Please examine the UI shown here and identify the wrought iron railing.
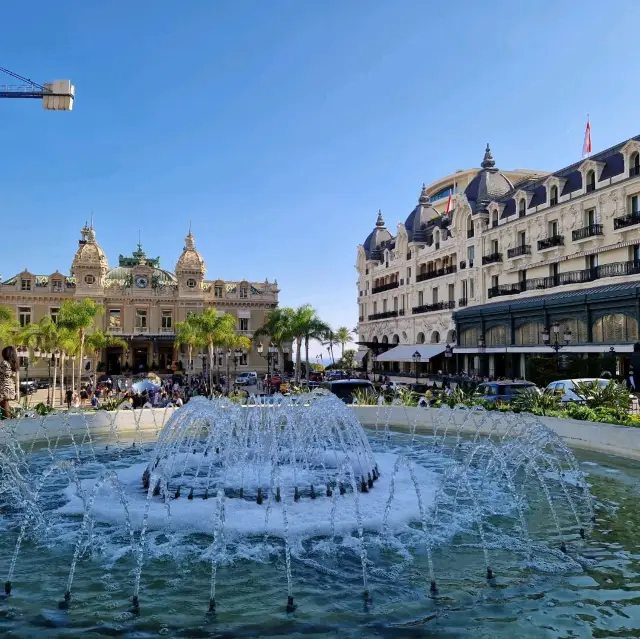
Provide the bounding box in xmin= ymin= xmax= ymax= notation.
xmin=537 ymin=235 xmax=564 ymax=250
xmin=482 ymin=252 xmax=503 ymax=265
xmin=415 ymin=265 xmax=457 ymax=283
xmin=371 ymin=281 xmax=399 ymax=294
xmin=411 ymin=301 xmax=455 ymax=315
xmin=572 ymin=224 xmax=603 ymax=241
xmin=367 ymin=311 xmax=398 ymax=321
xmin=614 ymin=212 xmax=640 ymax=230
xmin=507 ymin=244 xmax=531 ymax=258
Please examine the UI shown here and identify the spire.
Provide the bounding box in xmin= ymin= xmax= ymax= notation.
xmin=419 ymin=183 xmax=429 ymax=205
xmin=375 ymin=209 xmax=385 ymax=228
xmin=481 ymin=143 xmax=496 ymax=170
xmin=185 ymin=228 xmax=195 ymax=250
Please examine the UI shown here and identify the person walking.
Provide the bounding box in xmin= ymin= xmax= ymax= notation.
xmin=0 ymin=346 xmax=18 ymax=419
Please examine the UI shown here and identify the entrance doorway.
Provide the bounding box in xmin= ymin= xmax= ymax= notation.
xmin=106 ymin=348 xmax=122 ymax=375
xmin=133 ymin=347 xmax=149 ymax=373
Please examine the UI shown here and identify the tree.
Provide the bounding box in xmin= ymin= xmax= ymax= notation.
xmin=174 ymin=316 xmax=201 ymax=379
xmin=337 ymin=349 xmax=357 ymax=373
xmin=220 ymin=333 xmax=252 ymax=392
xmin=334 ymin=326 xmax=352 ymax=359
xmin=0 ymin=305 xmax=16 ymax=346
xmin=57 ymin=299 xmax=103 ymax=391
xmin=290 ymin=305 xmax=330 ymax=384
xmin=192 ymin=308 xmax=238 ymax=394
xmin=253 ymin=307 xmax=294 ymax=377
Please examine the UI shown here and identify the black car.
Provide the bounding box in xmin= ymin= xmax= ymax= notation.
xmin=473 ymin=381 xmax=539 ymax=403
xmin=321 ymin=380 xmax=375 ymax=404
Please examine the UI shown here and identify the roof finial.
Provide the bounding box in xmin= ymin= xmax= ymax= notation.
xmin=419 ymin=182 xmax=430 ymax=204
xmin=375 ymin=209 xmax=385 ymax=228
xmin=90 ymin=210 xmax=94 ymax=229
xmin=481 ymin=143 xmax=496 ymax=169
xmin=138 ymin=229 xmax=142 ymax=250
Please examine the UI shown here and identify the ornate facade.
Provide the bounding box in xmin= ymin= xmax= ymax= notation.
xmin=356 ymin=135 xmax=640 ymax=376
xmin=0 ymin=224 xmax=283 ymax=377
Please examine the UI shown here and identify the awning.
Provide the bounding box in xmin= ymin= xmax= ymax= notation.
xmin=377 ymin=344 xmax=445 ymax=362
xmin=454 ymin=344 xmax=633 ymax=354
xmin=354 ymin=350 xmax=369 ymax=363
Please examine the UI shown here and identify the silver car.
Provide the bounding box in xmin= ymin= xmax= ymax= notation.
xmin=544 ymin=378 xmax=612 ymax=404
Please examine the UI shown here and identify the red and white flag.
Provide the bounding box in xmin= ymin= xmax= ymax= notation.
xmin=582 ymin=116 xmax=592 ymax=158
xmin=444 ymin=193 xmax=453 ymax=215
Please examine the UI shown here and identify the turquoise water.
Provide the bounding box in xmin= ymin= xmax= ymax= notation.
xmin=1 ymin=431 xmax=639 ymax=638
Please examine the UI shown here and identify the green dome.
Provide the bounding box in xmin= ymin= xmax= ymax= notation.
xmin=106 ymin=266 xmax=177 ymax=285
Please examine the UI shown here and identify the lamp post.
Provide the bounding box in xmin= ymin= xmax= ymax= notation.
xmin=257 ymin=342 xmax=278 ymax=392
xmin=477 ymin=336 xmax=485 ymax=378
xmin=542 ymin=322 xmax=571 ymax=365
xmin=444 ymin=343 xmax=454 ymax=374
xmin=371 ymin=351 xmax=377 ymax=384
xmin=233 ymin=348 xmax=243 ymax=386
xmin=413 ymin=350 xmax=421 ymax=384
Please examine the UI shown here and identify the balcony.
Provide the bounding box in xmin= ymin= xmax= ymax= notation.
xmin=467 ymin=228 xmax=475 ymax=239
xmin=586 ymin=183 xmax=596 ymax=193
xmin=368 ymin=311 xmax=398 ymax=321
xmin=411 ymin=300 xmax=455 ymax=315
xmin=537 ymin=235 xmax=564 ymax=251
xmin=486 ymin=260 xmax=640 ymax=299
xmin=614 ymin=211 xmax=640 ymax=230
xmin=630 ymin=165 xmax=640 ymax=177
xmin=416 ymin=265 xmax=457 ymax=283
xmin=371 ymin=281 xmax=399 ymax=294
xmin=491 ymin=220 xmax=498 ymax=228
xmin=550 ymin=197 xmax=558 ymax=206
xmin=458 ymin=297 xmax=468 ymax=307
xmin=135 ymin=326 xmax=149 ymax=333
xmin=507 ymin=244 xmax=531 ymax=259
xmin=482 ymin=252 xmax=503 ymax=265
xmin=572 ymin=224 xmax=603 ymax=241
xmin=108 ymin=326 xmax=122 ymax=334
xmin=160 ymin=326 xmax=174 ymax=334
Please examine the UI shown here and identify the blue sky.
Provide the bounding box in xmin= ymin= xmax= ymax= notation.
xmin=2 ymin=0 xmax=640 ymax=359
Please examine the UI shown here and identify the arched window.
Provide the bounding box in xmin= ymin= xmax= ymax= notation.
xmin=515 ymin=321 xmax=545 ymax=345
xmin=392 ymin=334 xmax=400 ymax=344
xmin=557 ymin=318 xmax=588 ymax=343
xmin=485 ymin=325 xmax=508 ymax=346
xmin=416 ymin=332 xmax=425 ymax=344
xmin=592 ymin=314 xmax=638 ymax=343
xmin=372 ymin=336 xmax=379 ymax=344
xmin=459 ymin=327 xmax=478 ymax=347
xmin=631 ymin=152 xmax=640 ymax=177
xmin=466 ymin=216 xmax=474 ymax=238
xmin=431 ymin=331 xmax=440 ymax=344
xmin=446 ymin=329 xmax=456 ymax=344
xmin=382 ymin=335 xmax=389 ymax=344
xmin=586 ymin=170 xmax=596 ymax=192
xmin=434 ymin=230 xmax=440 ymax=249
xmin=550 ymin=185 xmax=558 ymax=205
xmin=491 ymin=211 xmax=498 ymax=227
xmin=518 ymin=199 xmax=526 ymax=218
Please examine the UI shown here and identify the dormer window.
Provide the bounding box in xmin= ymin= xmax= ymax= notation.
xmin=586 ymin=170 xmax=596 ymax=193
xmin=434 ymin=230 xmax=440 ymax=250
xmin=240 ymin=286 xmax=248 ymax=298
xmin=518 ymin=199 xmax=526 ymax=218
xmin=630 ymin=152 xmax=640 ymax=177
xmin=186 ymin=278 xmax=196 ymax=288
xmin=84 ymin=274 xmax=95 ymax=285
xmin=550 ymin=185 xmax=558 ymax=206
xmin=214 ymin=285 xmax=222 ymax=297
xmin=20 ymin=278 xmax=31 ymax=291
xmin=51 ymin=279 xmax=63 ymax=292
xmin=491 ymin=211 xmax=498 ymax=228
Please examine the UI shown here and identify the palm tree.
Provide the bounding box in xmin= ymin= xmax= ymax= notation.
xmin=334 ymin=326 xmax=352 ymax=359
xmin=0 ymin=305 xmax=16 ymax=346
xmin=253 ymin=307 xmax=293 ymax=377
xmin=35 ymin=317 xmax=62 ymax=406
xmin=322 ymin=329 xmax=338 ymax=365
xmin=174 ymin=316 xmax=201 ymax=380
xmin=289 ymin=305 xmax=315 ymax=383
xmin=220 ymin=333 xmax=253 ymax=392
xmin=57 ymin=327 xmax=79 ymax=403
xmin=303 ymin=315 xmax=330 ymax=383
xmin=192 ymin=308 xmax=237 ymax=393
xmin=57 ymin=299 xmax=103 ymax=391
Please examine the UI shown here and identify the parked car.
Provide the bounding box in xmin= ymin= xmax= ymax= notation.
xmin=19 ymin=380 xmax=38 ymax=395
xmin=544 ymin=378 xmax=614 ymax=404
xmin=322 ymin=379 xmax=374 ymax=404
xmin=36 ymin=379 xmax=51 ymax=389
xmin=473 ymin=381 xmax=539 ymax=403
xmin=236 ymin=372 xmax=258 ymax=386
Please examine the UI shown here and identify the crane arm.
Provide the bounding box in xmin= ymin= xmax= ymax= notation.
xmin=0 ymin=67 xmax=74 ymax=110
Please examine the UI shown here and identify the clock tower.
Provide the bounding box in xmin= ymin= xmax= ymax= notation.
xmin=176 ymin=229 xmax=206 ymax=296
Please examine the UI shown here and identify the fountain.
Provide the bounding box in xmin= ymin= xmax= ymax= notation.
xmin=0 ymin=391 xmax=599 ymax=631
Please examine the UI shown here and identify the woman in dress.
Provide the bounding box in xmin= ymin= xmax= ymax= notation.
xmin=0 ymin=345 xmax=18 ymax=419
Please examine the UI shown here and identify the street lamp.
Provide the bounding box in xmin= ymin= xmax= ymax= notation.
xmin=371 ymin=351 xmax=378 ymax=384
xmin=412 ymin=350 xmax=421 ymax=384
xmin=477 ymin=335 xmax=485 ymax=377
xmin=444 ymin=343 xmax=454 ymax=374
xmin=257 ymin=342 xmax=278 ymax=391
xmin=542 ymin=322 xmax=571 ymax=363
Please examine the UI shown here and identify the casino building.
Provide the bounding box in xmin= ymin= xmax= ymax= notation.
xmin=0 ymin=224 xmax=283 ymax=377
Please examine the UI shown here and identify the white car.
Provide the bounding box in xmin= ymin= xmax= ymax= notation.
xmin=235 ymin=372 xmax=258 ymax=386
xmin=544 ymin=378 xmax=613 ymax=404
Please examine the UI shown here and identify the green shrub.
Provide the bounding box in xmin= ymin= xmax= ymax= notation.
xmin=352 ymin=388 xmax=379 ymax=405
xmin=574 ymin=380 xmax=630 ymax=412
xmin=511 ymin=389 xmax=560 ymax=415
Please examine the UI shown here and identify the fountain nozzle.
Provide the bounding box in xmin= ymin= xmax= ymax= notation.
xmin=560 ymin=542 xmax=567 ymax=554
xmin=286 ymin=595 xmax=296 ymax=612
xmin=364 ymin=589 xmax=372 ymax=605
xmin=294 ymin=487 xmax=300 ymax=502
xmin=4 ymin=581 xmax=11 ymax=596
xmin=326 ymin=484 xmax=332 ymax=497
xmin=430 ymin=580 xmax=438 ymax=595
xmin=339 ymin=483 xmax=346 ymax=495
xmin=203 ymin=488 xmax=209 ymax=499
xmin=131 ymin=595 xmax=140 ymax=615
xmin=58 ymin=590 xmax=71 ymax=609
xmin=360 ymin=477 xmax=368 ymax=493
xmin=174 ymin=486 xmax=181 ymax=499
xmin=579 ymin=527 xmax=585 ymax=539
xmin=208 ymin=597 xmax=216 ymax=614
xmin=188 ymin=487 xmax=194 ymax=500
xmin=276 ymin=487 xmax=281 ymax=502
xmin=310 ymin=485 xmax=316 ymax=499
xmin=153 ymin=480 xmax=161 ymax=497
xmin=257 ymin=487 xmax=263 ymax=505
xmin=486 ymin=567 xmax=494 ymax=580
xmin=142 ymin=469 xmax=150 ymax=490
xmin=367 ymin=473 xmax=373 ymax=489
